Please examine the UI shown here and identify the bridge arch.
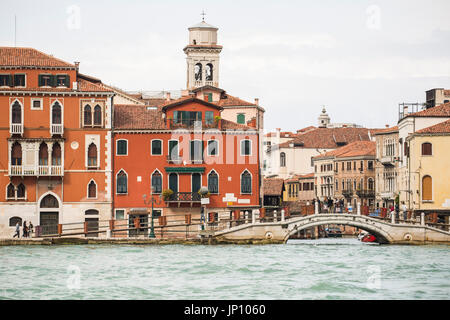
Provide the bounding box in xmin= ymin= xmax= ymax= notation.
xmin=284 ymin=216 xmax=395 ymax=244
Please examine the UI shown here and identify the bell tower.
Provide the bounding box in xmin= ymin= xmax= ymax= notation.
xmin=184 ymin=14 xmax=222 ymax=90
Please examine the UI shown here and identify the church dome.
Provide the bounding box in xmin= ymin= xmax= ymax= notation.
xmin=189 ymin=21 xmax=218 ymax=30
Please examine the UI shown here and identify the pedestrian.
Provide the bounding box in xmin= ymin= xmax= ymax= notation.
xmin=401 ymin=202 xmax=407 ymax=221
xmin=13 ymin=222 xmax=20 ymax=238
xmin=28 ymin=221 xmax=34 ymax=237
xmin=23 ymin=220 xmax=28 ymax=238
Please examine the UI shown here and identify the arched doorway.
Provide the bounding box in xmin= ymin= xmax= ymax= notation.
xmin=39 ymin=193 xmax=60 ymax=236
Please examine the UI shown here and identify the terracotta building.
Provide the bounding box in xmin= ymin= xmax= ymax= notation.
xmin=113 ymin=96 xmax=261 ymax=236
xmin=0 ymin=47 xmax=114 ymax=237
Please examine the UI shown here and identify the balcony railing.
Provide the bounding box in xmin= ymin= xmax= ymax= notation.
xmin=165 ymin=192 xmax=201 ymax=202
xmin=356 ymin=189 xmax=375 ymax=198
xmin=380 ymin=191 xmax=395 ymax=199
xmin=51 ymin=124 xmax=63 ymax=135
xmin=166 ymin=155 xmax=182 ymax=164
xmin=380 ymin=156 xmax=395 ymax=166
xmin=10 ymin=165 xmax=63 ymax=176
xmin=167 ymin=119 xmax=221 ymax=130
xmin=342 ymin=189 xmax=353 ymax=198
xmin=10 ymin=123 xmax=23 ymax=135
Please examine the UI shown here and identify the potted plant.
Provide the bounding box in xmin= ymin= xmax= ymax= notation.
xmin=162 ymin=189 xmax=173 ymax=201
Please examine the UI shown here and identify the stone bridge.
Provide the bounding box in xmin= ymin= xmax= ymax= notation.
xmin=212 ymin=213 xmax=450 ymax=245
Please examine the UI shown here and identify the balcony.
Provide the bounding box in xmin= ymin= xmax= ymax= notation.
xmin=9 ymin=165 xmax=63 ymax=176
xmin=165 ymin=192 xmax=201 ymax=206
xmin=380 ymin=156 xmax=395 ymax=166
xmin=167 ymin=119 xmax=221 ymax=130
xmin=380 ymin=191 xmax=395 ymax=199
xmin=342 ymin=189 xmax=353 ymax=198
xmin=51 ymin=124 xmax=63 ymax=135
xmin=356 ymin=189 xmax=375 ymax=198
xmin=10 ymin=123 xmax=23 ymax=136
xmin=166 ymin=155 xmax=182 ymax=164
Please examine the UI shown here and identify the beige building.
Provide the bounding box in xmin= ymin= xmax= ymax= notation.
xmin=405 ymin=119 xmax=450 ymax=224
xmin=398 ymin=102 xmax=450 ymax=208
xmin=313 ymin=141 xmax=376 ymax=210
xmin=374 ymin=126 xmax=400 ymax=209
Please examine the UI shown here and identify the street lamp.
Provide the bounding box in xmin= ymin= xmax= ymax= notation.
xmin=143 ymin=187 xmax=161 ymax=239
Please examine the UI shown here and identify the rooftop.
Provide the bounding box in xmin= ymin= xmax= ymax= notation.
xmin=263 ymin=178 xmax=285 ymax=196
xmin=0 ymin=47 xmax=75 ymax=68
xmin=414 ymin=119 xmax=450 ymax=134
xmin=313 ymin=141 xmax=376 ymax=160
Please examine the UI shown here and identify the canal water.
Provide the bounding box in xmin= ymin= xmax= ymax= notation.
xmin=0 ymin=238 xmax=449 ymax=300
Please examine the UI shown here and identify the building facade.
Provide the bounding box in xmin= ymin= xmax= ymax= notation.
xmin=113 ymin=97 xmax=261 ymax=236
xmin=374 ymin=126 xmax=400 ymax=209
xmin=0 ymin=47 xmax=114 ymax=237
xmin=405 ymin=120 xmax=450 ymax=224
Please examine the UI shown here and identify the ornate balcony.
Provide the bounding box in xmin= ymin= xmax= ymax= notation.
xmin=342 ymin=189 xmax=353 ymax=198
xmin=10 ymin=123 xmax=23 ymax=136
xmin=51 ymin=124 xmax=63 ymax=135
xmin=165 ymin=192 xmax=201 ymax=206
xmin=356 ymin=189 xmax=375 ymax=198
xmin=10 ymin=165 xmax=63 ymax=177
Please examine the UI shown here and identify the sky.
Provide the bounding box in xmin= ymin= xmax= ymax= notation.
xmin=1 ymin=0 xmax=450 ymax=132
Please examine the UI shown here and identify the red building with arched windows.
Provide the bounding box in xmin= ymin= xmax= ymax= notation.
xmin=0 ymin=47 xmax=114 ymax=237
xmin=113 ymin=95 xmax=261 ymax=236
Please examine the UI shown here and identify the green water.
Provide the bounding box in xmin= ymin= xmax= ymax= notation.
xmin=0 ymin=238 xmax=449 ymax=300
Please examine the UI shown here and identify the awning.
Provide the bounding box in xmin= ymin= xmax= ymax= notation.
xmin=165 ymin=167 xmax=205 ymax=173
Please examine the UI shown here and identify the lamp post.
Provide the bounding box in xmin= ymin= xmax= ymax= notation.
xmin=143 ymin=187 xmax=161 ymax=239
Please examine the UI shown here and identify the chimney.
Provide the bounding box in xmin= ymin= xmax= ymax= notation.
xmin=403 ymin=105 xmax=409 ymax=117
xmin=74 ymin=61 xmax=80 ymax=71
xmin=254 ymin=98 xmax=259 ymax=105
xmin=166 ymin=92 xmax=171 ymax=101
xmin=385 ymin=124 xmax=389 ymax=128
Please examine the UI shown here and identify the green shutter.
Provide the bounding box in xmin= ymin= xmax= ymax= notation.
xmin=38 ymin=75 xmax=43 ymax=87
xmin=237 ymin=114 xmax=245 ymax=124
xmin=64 ymin=75 xmax=70 ymax=87
xmin=50 ymin=75 xmax=57 ymax=87
xmin=7 ymin=74 xmax=13 ymax=86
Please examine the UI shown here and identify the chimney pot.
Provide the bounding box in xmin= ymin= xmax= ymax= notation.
xmin=385 ymin=124 xmax=389 ymax=128
xmin=255 ymin=98 xmax=259 ymax=105
xmin=166 ymin=92 xmax=171 ymax=101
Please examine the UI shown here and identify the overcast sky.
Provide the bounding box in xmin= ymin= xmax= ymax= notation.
xmin=1 ymin=0 xmax=450 ymax=132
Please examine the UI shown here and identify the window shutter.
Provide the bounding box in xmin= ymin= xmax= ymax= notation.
xmin=64 ymin=75 xmax=70 ymax=87
xmin=50 ymin=75 xmax=57 ymax=87
xmin=38 ymin=75 xmax=43 ymax=87
xmin=7 ymin=74 xmax=13 ymax=86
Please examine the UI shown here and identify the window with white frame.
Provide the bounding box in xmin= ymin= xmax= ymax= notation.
xmin=207 ymin=140 xmax=218 ymax=156
xmin=117 ymin=140 xmax=128 ymax=155
xmin=241 ymin=139 xmax=251 ymax=156
xmin=151 ymin=140 xmax=162 ymax=155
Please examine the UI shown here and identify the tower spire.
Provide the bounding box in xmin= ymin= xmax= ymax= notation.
xmin=201 ymin=10 xmax=206 ymax=22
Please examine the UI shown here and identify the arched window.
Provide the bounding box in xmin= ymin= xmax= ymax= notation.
xmin=7 ymin=183 xmax=15 ymax=199
xmin=151 ymin=171 xmax=162 ymax=194
xmin=421 ymin=142 xmax=432 ymax=156
xmin=87 ymin=143 xmax=97 ymax=168
xmin=422 ymin=175 xmax=432 ymax=201
xmin=17 ymin=183 xmax=25 ymax=199
xmin=9 ymin=216 xmax=22 ymax=227
xmin=241 ymin=170 xmax=252 ymax=194
xmin=11 ymin=142 xmax=22 ymax=165
xmin=52 ymin=102 xmax=62 ymax=124
xmin=194 ymin=63 xmax=202 ymax=81
xmin=208 ymin=170 xmax=219 ymax=194
xmin=116 ymin=170 xmax=127 ymax=194
xmin=11 ymin=101 xmax=21 ymax=124
xmin=84 ymin=105 xmax=92 ymax=126
xmin=88 ymin=180 xmax=97 ymax=198
xmin=93 ymin=105 xmax=102 ymax=126
xmin=39 ymin=142 xmax=48 ymax=165
xmin=206 ymin=63 xmax=213 ymax=81
xmin=52 ymin=143 xmax=62 ymax=166
xmin=40 ymin=194 xmax=59 ymax=208
xmin=280 ymin=152 xmax=286 ymax=167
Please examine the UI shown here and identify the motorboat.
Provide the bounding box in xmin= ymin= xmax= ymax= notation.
xmin=358 ymin=231 xmax=377 ymax=242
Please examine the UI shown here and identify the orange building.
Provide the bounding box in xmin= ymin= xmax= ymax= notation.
xmin=113 ymin=95 xmax=261 ymax=236
xmin=0 ymin=47 xmax=114 ymax=237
